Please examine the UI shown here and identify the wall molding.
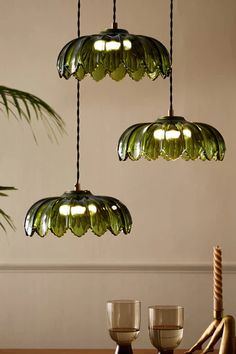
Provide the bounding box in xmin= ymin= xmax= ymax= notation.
xmin=0 ymin=262 xmax=236 ymax=273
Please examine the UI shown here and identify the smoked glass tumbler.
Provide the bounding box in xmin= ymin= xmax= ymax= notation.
xmin=107 ymin=300 xmax=141 ymax=354
xmin=148 ymin=305 xmax=184 ymax=354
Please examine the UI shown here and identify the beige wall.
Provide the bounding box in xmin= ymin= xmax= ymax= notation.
xmin=0 ymin=0 xmax=236 ymax=349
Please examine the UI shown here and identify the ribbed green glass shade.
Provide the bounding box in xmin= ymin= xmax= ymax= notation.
xmin=57 ymin=28 xmax=171 ymax=81
xmin=24 ymin=190 xmax=132 ymax=237
xmin=118 ymin=116 xmax=225 ymax=161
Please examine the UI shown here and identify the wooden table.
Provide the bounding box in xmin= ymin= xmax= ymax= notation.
xmin=0 ymin=350 xmax=218 ymax=354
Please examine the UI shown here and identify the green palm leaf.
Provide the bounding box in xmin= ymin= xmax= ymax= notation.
xmin=0 ymin=186 xmax=17 ymax=231
xmin=0 ymin=86 xmax=66 ymax=232
xmin=0 ymin=85 xmax=65 ymax=142
xmin=0 ymin=209 xmax=15 ymax=232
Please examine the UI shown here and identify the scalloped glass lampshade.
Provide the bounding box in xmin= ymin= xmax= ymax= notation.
xmin=24 ymin=190 xmax=132 ymax=237
xmin=118 ymin=116 xmax=225 ymax=161
xmin=57 ymin=28 xmax=171 ymax=81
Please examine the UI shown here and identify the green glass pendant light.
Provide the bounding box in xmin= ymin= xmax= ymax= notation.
xmin=24 ymin=189 xmax=132 ymax=237
xmin=118 ymin=0 xmax=226 ymax=161
xmin=24 ymin=0 xmax=132 ymax=238
xmin=57 ymin=0 xmax=171 ymax=82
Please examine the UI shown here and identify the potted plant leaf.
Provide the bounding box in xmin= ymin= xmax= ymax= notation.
xmin=0 ymin=85 xmax=65 ymax=231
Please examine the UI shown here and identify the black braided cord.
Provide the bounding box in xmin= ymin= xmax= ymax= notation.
xmin=113 ymin=0 xmax=117 ymax=28
xmin=169 ymin=0 xmax=174 ymax=116
xmin=76 ymin=0 xmax=81 ymax=190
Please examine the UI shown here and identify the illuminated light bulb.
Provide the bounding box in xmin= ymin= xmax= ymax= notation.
xmin=88 ymin=204 xmax=97 ymax=214
xmin=154 ymin=129 xmax=165 ymax=140
xmin=123 ymin=39 xmax=132 ymax=50
xmin=111 ymin=205 xmax=118 ymax=211
xmin=166 ymin=130 xmax=181 ymax=139
xmin=94 ymin=40 xmax=106 ymax=51
xmin=106 ymin=41 xmax=121 ymax=51
xmin=183 ymin=128 xmax=192 ymax=138
xmin=59 ymin=205 xmax=70 ymax=216
xmin=71 ymin=205 xmax=86 ymax=216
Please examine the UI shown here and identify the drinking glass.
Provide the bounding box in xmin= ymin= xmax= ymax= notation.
xmin=148 ymin=305 xmax=184 ymax=354
xmin=107 ymin=299 xmax=141 ymax=354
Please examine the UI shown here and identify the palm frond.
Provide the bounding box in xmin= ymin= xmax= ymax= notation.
xmin=0 ymin=186 xmax=17 ymax=231
xmin=0 ymin=85 xmax=66 ymax=142
xmin=0 ymin=209 xmax=15 ymax=232
xmin=0 ymin=185 xmax=17 ymax=197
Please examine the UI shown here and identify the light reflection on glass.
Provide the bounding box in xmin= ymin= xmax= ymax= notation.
xmin=59 ymin=205 xmax=70 ymax=216
xmin=94 ymin=40 xmax=132 ymax=52
xmin=106 ymin=41 xmax=121 ymax=51
xmin=123 ymin=39 xmax=132 ymax=50
xmin=183 ymin=128 xmax=192 ymax=138
xmin=154 ymin=128 xmax=191 ymax=140
xmin=71 ymin=205 xmax=86 ymax=216
xmin=166 ymin=130 xmax=181 ymax=139
xmin=94 ymin=40 xmax=106 ymax=51
xmin=88 ymin=204 xmax=97 ymax=214
xmin=154 ymin=129 xmax=165 ymax=140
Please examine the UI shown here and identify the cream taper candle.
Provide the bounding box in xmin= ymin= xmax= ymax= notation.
xmin=213 ymin=246 xmax=223 ymax=316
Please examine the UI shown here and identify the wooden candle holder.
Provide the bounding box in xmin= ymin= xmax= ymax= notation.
xmin=186 ymin=247 xmax=236 ymax=354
